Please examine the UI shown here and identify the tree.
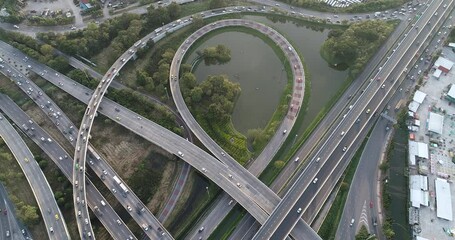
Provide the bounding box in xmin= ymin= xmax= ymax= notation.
xmin=18 ymin=205 xmax=39 ymax=225
xmin=190 ymin=87 xmax=203 ymax=102
xmin=355 ymin=225 xmax=370 ymax=240
xmin=167 ymin=2 xmax=181 ymax=20
xmin=40 ymin=44 xmax=54 ymax=57
xmin=209 ymin=0 xmax=226 ymax=9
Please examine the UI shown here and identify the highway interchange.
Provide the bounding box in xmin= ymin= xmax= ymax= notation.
xmin=0 ymin=0 xmax=451 ymax=239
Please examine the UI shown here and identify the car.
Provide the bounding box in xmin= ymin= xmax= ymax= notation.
xmin=313 ymin=178 xmax=318 ymax=184
xmin=178 ymin=151 xmax=184 ymax=157
xmin=350 ymin=218 xmax=355 ymax=227
xmin=116 ymin=219 xmax=122 ymax=225
xmin=342 ymin=146 xmax=347 ymax=152
xmin=13 ymin=25 xmax=19 ymax=29
xmin=55 ymin=214 xmax=59 ymax=220
xmin=24 ymin=157 xmax=29 ymax=162
xmin=381 ymin=84 xmax=385 ymax=89
xmin=366 ymin=109 xmax=371 ymax=114
xmin=283 ymin=129 xmax=287 ymax=134
xmin=294 ymin=157 xmax=300 ymax=162
xmin=202 ymin=167 xmax=207 ymax=173
xmin=370 ymin=200 xmax=373 ymax=208
xmin=85 ymin=218 xmax=89 ymax=225
xmin=316 ymin=157 xmax=320 ymax=163
xmin=112 ymin=188 xmax=117 ymax=193
xmin=49 ymin=227 xmax=54 ymax=233
xmin=373 ymin=216 xmax=378 ymax=226
xmin=6 ymin=230 xmax=10 ymax=237
xmin=78 ymin=211 xmax=81 ymax=217
xmin=127 ymin=205 xmax=132 ymax=212
xmin=340 ymin=131 xmax=345 ymax=136
xmin=297 ymin=208 xmax=302 ymax=213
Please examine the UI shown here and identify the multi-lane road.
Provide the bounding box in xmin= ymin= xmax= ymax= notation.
xmin=253 ymin=0 xmax=452 ymax=239
xmin=336 ymin=2 xmax=455 ymax=240
xmin=0 ymin=94 xmax=138 ymax=239
xmin=0 ymin=113 xmax=69 ymax=240
xmin=0 ymin=1 xmax=432 ymax=239
xmin=0 ymin=52 xmax=174 ymax=239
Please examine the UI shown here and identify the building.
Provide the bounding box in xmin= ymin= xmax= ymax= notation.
xmin=428 ymin=112 xmax=444 ymax=135
xmin=80 ymin=0 xmax=94 ymax=10
xmin=408 ymin=141 xmax=429 ymax=165
xmin=446 ymin=84 xmax=455 ymax=103
xmin=433 ymin=57 xmax=454 ymax=73
xmin=409 ymin=90 xmax=427 ymax=112
xmin=435 ymin=178 xmax=453 ymax=221
xmin=432 ymin=68 xmax=442 ymax=79
xmin=410 ymin=175 xmax=429 ymax=208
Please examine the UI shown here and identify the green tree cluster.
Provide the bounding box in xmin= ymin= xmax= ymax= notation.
xmin=382 ymin=218 xmax=395 ymax=239
xmin=147 ymin=48 xmax=175 ymax=97
xmin=183 ymin=74 xmax=240 ymax=122
xmin=198 ymin=44 xmax=231 ymax=65
xmin=145 ymin=2 xmax=181 ymax=32
xmin=37 ymin=13 xmax=141 ymax=58
xmin=9 ymin=195 xmax=40 ymax=225
xmin=67 ymin=69 xmax=99 ymax=89
xmin=321 ymin=20 xmax=395 ymax=77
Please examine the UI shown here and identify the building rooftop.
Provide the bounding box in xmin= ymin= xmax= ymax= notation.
xmin=435 ymin=178 xmax=453 ymax=221
xmin=428 ymin=112 xmax=444 ymax=135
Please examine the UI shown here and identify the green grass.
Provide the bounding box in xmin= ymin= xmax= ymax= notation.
xmin=173 ymin=181 xmax=220 ymax=239
xmin=318 ymin=132 xmax=370 ymax=240
xmin=208 ymin=205 xmax=246 ymax=240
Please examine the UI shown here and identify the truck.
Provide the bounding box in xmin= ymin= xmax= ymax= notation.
xmin=113 ymin=175 xmax=121 ymax=185
xmin=134 ymin=40 xmax=142 ymax=48
xmin=154 ymin=27 xmax=162 ymax=33
xmin=374 ymin=12 xmax=381 ymax=17
xmin=119 ymin=183 xmax=129 ymax=193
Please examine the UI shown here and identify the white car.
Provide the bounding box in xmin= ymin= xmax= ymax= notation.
xmin=313 ymin=178 xmax=318 ymax=184
xmin=297 ymin=208 xmax=302 ymax=213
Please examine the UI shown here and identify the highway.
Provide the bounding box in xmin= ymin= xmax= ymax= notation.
xmin=0 ymin=55 xmax=174 ymax=239
xmin=169 ymin=19 xmax=319 ymax=240
xmin=0 ymin=94 xmax=137 ymax=239
xmin=336 ymin=5 xmax=455 ymax=239
xmin=0 ymin=37 xmax=286 ymax=229
xmin=0 ymin=113 xmax=70 ymax=240
xmin=253 ymin=0 xmax=452 ymax=239
xmin=0 ymin=2 xmax=420 ymax=240
xmin=0 ymin=182 xmax=28 ymax=240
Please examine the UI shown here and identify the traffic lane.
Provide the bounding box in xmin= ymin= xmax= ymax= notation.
xmin=171 ymin=19 xmax=299 ymax=204
xmin=264 ymin=0 xmax=446 ymax=237
xmin=335 ymin=121 xmax=389 ymax=240
xmin=300 ymin=3 xmax=448 ymax=232
xmin=0 ymin=97 xmax=134 ymax=240
xmin=110 ymin=103 xmax=277 ymax=218
xmin=0 ymin=114 xmax=68 ymax=239
xmin=231 ymin=13 xmax=411 ymax=240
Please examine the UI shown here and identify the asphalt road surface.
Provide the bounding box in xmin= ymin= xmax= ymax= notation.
xmin=253 ymin=0 xmax=451 ymax=239
xmin=0 ymin=94 xmax=137 ymax=240
xmin=0 ymin=113 xmax=69 ymax=240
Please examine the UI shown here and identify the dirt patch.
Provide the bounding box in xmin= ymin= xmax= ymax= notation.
xmin=147 ymin=160 xmax=177 ymax=214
